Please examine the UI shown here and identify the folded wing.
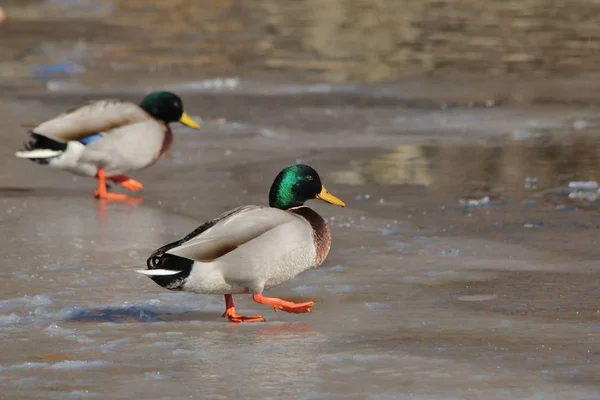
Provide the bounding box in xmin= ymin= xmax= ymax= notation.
xmin=33 ymin=99 xmax=151 ymax=142
xmin=166 ymin=205 xmax=300 ymax=262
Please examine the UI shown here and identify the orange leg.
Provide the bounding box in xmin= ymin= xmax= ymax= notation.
xmin=252 ymin=293 xmax=314 ymax=314
xmin=109 ymin=175 xmax=144 ymax=192
xmin=222 ymin=294 xmax=265 ymax=323
xmin=94 ymin=169 xmax=129 ymax=201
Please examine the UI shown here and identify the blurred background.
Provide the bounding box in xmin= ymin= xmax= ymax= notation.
xmin=3 ymin=0 xmax=600 ymax=200
xmin=3 ymin=0 xmax=600 ymax=93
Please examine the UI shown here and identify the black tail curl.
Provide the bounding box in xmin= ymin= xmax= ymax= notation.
xmin=21 ymin=132 xmax=67 ymax=165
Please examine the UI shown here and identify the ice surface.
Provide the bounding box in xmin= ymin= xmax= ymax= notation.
xmin=50 ymin=360 xmax=114 ymax=370
xmin=0 ymin=362 xmax=48 ymax=371
xmin=2 ymin=75 xmax=600 ymax=399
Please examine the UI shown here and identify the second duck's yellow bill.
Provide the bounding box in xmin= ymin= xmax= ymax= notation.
xmin=180 ymin=112 xmax=201 ymax=129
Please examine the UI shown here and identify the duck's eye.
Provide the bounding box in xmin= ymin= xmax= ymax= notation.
xmin=307 ymin=175 xmax=314 ymax=181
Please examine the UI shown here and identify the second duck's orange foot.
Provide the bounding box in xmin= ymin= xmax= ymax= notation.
xmin=109 ymin=176 xmax=144 ymax=192
xmin=252 ymin=294 xmax=315 ymax=314
xmin=93 ymin=190 xmax=130 ymax=201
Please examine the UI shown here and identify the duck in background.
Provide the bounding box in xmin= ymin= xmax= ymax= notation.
xmin=15 ymin=91 xmax=201 ymax=200
xmin=136 ymin=164 xmax=346 ymax=323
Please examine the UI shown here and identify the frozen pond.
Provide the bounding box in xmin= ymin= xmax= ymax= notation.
xmin=1 ymin=85 xmax=600 ymax=399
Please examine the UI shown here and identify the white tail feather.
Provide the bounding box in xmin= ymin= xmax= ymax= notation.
xmin=15 ymin=149 xmax=63 ymax=159
xmin=135 ymin=269 xmax=182 ymax=276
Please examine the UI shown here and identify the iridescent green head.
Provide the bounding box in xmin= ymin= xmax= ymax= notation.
xmin=139 ymin=91 xmax=201 ymax=129
xmin=268 ymin=164 xmax=345 ymax=210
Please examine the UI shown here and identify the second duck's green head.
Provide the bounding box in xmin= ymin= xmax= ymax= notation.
xmin=140 ymin=91 xmax=201 ymax=129
xmin=269 ymin=164 xmax=346 ymax=210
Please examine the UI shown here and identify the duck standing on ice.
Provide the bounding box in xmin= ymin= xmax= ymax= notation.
xmin=15 ymin=91 xmax=201 ymax=200
xmin=137 ymin=164 xmax=346 ymax=323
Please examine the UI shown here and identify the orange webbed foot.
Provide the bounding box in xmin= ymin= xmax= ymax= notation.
xmin=94 ymin=191 xmax=130 ymax=201
xmin=252 ymin=294 xmax=315 ymax=314
xmin=223 ymin=294 xmax=265 ymax=323
xmin=223 ymin=309 xmax=265 ymax=323
xmin=95 ymin=169 xmax=140 ymax=201
xmin=109 ymin=176 xmax=144 ymax=192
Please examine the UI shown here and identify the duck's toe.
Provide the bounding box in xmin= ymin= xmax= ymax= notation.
xmin=252 ymin=294 xmax=315 ymax=314
xmin=109 ymin=176 xmax=144 ymax=192
xmin=94 ymin=191 xmax=141 ymax=204
xmin=224 ymin=309 xmax=266 ymax=323
xmin=274 ymin=301 xmax=314 ymax=314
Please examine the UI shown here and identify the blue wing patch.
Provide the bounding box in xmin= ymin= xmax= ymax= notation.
xmin=79 ymin=133 xmax=103 ymax=145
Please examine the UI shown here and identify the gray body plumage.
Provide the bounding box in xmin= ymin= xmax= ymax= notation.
xmin=15 ymin=99 xmax=171 ymax=177
xmin=137 ymin=205 xmax=328 ymax=295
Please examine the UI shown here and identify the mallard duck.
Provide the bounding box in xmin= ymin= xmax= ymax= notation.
xmin=15 ymin=91 xmax=201 ymax=200
xmin=136 ymin=164 xmax=346 ymax=323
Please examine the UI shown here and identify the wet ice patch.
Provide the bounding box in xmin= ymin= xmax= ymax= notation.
xmin=46 ymin=265 xmax=86 ymax=272
xmin=440 ymin=249 xmax=460 ymax=256
xmin=364 ymin=302 xmax=389 ymax=310
xmin=99 ymin=343 xmax=117 ymax=352
xmin=148 ymin=341 xmax=178 ymax=348
xmin=258 ymin=128 xmax=287 ymax=139
xmin=460 ymin=196 xmax=490 ymax=207
xmin=50 ymin=360 xmax=113 ymax=370
xmin=99 ymin=337 xmax=132 ymax=352
xmin=145 ymin=372 xmax=165 ymax=380
xmin=298 ymin=391 xmax=331 ymax=400
xmin=67 ymin=391 xmax=102 ymax=399
xmin=143 ymin=331 xmax=183 ymax=338
xmin=18 ymin=376 xmax=40 ymax=386
xmin=172 ymin=349 xmax=195 ymax=357
xmin=525 ymin=177 xmax=539 ymax=189
xmin=381 ymin=226 xmax=403 ymax=237
xmin=38 ymin=306 xmax=84 ymax=321
xmin=524 ymin=220 xmax=544 ymax=228
xmin=492 ymin=320 xmax=514 ymax=329
xmin=321 ymin=352 xmax=396 ymax=363
xmin=165 ymin=77 xmax=240 ymax=92
xmin=573 ymin=119 xmax=590 ymax=130
xmin=332 ymin=366 xmax=365 ymax=375
xmin=291 ymin=285 xmax=321 ymax=295
xmin=352 ymin=354 xmax=396 ymax=362
xmin=457 ymin=294 xmax=496 ymax=301
xmin=326 ymin=285 xmax=353 ymax=294
xmin=568 ymin=181 xmax=599 ymax=201
xmin=0 ymin=362 xmax=49 ymax=371
xmin=0 ymin=294 xmax=52 ymax=311
xmin=555 ymin=205 xmax=577 ymax=212
xmin=511 ymin=128 xmax=540 ymax=140
xmin=313 ymin=265 xmax=346 ymax=276
xmin=43 ymin=323 xmax=96 ymax=344
xmin=161 ymin=331 xmax=184 ymax=337
xmin=216 ymin=122 xmax=251 ymax=134
xmin=387 ymin=240 xmax=410 ymax=250
xmin=0 ymin=313 xmax=21 ymax=325
xmin=44 ymin=323 xmax=77 ymax=336
xmin=66 ymin=305 xmax=161 ymax=323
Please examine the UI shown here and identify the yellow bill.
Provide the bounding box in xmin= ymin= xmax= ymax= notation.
xmin=316 ymin=185 xmax=345 ymax=207
xmin=179 ymin=112 xmax=201 ymax=129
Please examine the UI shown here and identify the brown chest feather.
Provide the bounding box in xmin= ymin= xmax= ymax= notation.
xmin=289 ymin=207 xmax=331 ymax=265
xmin=149 ymin=125 xmax=173 ymax=166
